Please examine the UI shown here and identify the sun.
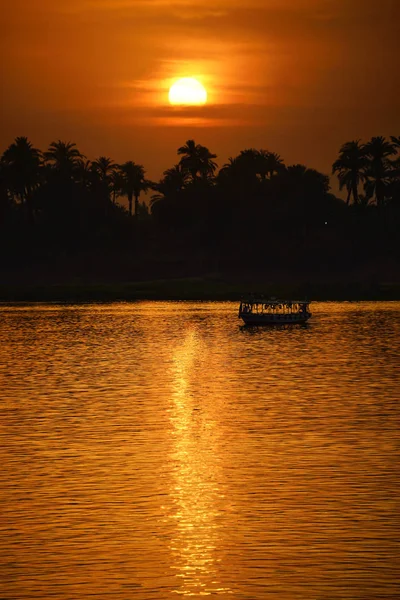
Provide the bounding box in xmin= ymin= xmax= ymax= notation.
xmin=168 ymin=78 xmax=207 ymax=106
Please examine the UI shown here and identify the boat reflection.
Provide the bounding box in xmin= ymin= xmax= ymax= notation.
xmin=240 ymin=322 xmax=310 ymax=333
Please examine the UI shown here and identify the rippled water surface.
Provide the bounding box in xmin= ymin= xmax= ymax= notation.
xmin=0 ymin=301 xmax=399 ymax=599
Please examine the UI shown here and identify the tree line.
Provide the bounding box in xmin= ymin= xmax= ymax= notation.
xmin=0 ymin=135 xmax=399 ymax=274
xmin=332 ymin=137 xmax=400 ymax=206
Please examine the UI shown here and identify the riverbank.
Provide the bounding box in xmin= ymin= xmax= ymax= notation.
xmin=0 ymin=277 xmax=399 ymax=302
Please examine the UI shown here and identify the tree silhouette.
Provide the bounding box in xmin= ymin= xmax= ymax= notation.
xmin=220 ymin=149 xmax=284 ymax=183
xmin=110 ymin=170 xmax=124 ymax=205
xmin=92 ymin=157 xmax=117 ymax=204
xmin=218 ymin=157 xmax=240 ymax=179
xmin=1 ymin=136 xmax=42 ymax=223
xmin=177 ymin=140 xmax=217 ymax=182
xmin=289 ymin=163 xmax=329 ymax=187
xmin=44 ymin=140 xmax=85 ymax=181
xmin=236 ymin=149 xmax=262 ymax=179
xmin=118 ymin=161 xmax=147 ymax=217
xmin=258 ymin=150 xmax=285 ymax=179
xmin=219 ymin=153 xmax=257 ymax=196
xmin=163 ymin=165 xmax=189 ymax=192
xmin=284 ymin=164 xmax=330 ymax=209
xmin=151 ymin=164 xmax=188 ymax=206
xmin=1 ymin=132 xmax=399 ymax=283
xmin=75 ymin=159 xmax=93 ymax=189
xmin=92 ymin=156 xmax=116 ymax=182
xmin=363 ymin=136 xmax=396 ymax=207
xmin=332 ymin=140 xmax=367 ymax=205
xmin=0 ymin=160 xmax=12 ymax=225
xmin=390 ymin=136 xmax=400 ymax=151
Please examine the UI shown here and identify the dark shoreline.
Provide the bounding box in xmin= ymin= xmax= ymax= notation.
xmin=1 ymin=278 xmax=399 ymax=303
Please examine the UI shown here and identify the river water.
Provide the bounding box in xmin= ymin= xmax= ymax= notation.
xmin=0 ymin=301 xmax=399 ymax=599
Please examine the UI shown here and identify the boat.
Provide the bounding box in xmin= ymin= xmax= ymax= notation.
xmin=238 ymin=296 xmax=312 ymax=325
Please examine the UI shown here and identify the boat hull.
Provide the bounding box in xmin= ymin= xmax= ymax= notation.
xmin=240 ymin=312 xmax=311 ymax=325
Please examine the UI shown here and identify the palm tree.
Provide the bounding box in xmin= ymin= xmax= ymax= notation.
xmin=92 ymin=156 xmax=116 ymax=182
xmin=263 ymin=151 xmax=285 ymax=179
xmin=177 ymin=139 xmax=217 ymax=181
xmin=1 ymin=136 xmax=42 ymax=222
xmin=92 ymin=156 xmax=117 ymax=205
xmin=285 ymin=164 xmax=330 ymax=194
xmin=0 ymin=161 xmax=12 ymax=223
xmin=218 ymin=154 xmax=260 ymax=201
xmin=118 ymin=161 xmax=148 ymax=217
xmin=225 ymin=149 xmax=284 ymax=181
xmin=363 ymin=136 xmax=396 ymax=207
xmin=162 ymin=164 xmax=189 ymax=192
xmin=75 ymin=159 xmax=93 ymax=190
xmin=236 ymin=149 xmax=261 ymax=178
xmin=217 ymin=157 xmax=236 ymax=184
xmin=197 ymin=145 xmax=218 ymax=181
xmin=110 ymin=170 xmax=124 ymax=205
xmin=390 ymin=136 xmax=400 ymax=151
xmin=44 ymin=140 xmax=85 ymax=180
xmin=164 ymin=164 xmax=187 ymax=188
xmin=150 ymin=164 xmax=189 ymax=208
xmin=332 ymin=140 xmax=367 ymax=205
xmin=218 ymin=151 xmax=260 ymax=190
xmin=218 ymin=156 xmax=240 ymax=179
xmin=281 ymin=164 xmax=330 ymax=233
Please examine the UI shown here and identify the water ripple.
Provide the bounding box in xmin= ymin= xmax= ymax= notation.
xmin=0 ymin=302 xmax=399 ymax=599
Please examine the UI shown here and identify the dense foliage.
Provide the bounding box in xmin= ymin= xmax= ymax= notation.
xmin=1 ymin=136 xmax=399 ymax=281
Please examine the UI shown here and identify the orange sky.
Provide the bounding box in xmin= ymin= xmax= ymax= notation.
xmin=1 ymin=0 xmax=399 ymax=185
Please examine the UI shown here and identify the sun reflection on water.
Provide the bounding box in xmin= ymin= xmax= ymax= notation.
xmin=168 ymin=327 xmax=232 ymax=596
xmin=1 ymin=302 xmax=399 ymax=599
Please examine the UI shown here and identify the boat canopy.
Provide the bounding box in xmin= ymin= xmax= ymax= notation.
xmin=240 ymin=297 xmax=309 ymax=306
